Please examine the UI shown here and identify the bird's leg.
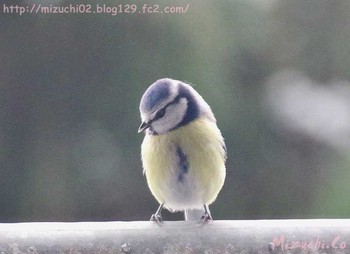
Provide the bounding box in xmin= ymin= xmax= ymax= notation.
xmin=200 ymin=204 xmax=213 ymax=223
xmin=150 ymin=204 xmax=164 ymax=223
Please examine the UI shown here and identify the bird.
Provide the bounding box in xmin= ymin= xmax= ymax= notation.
xmin=138 ymin=78 xmax=226 ymax=223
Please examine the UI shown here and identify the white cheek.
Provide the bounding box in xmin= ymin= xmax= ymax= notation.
xmin=152 ymin=99 xmax=188 ymax=134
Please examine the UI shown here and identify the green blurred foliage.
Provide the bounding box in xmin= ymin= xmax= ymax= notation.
xmin=0 ymin=0 xmax=349 ymax=222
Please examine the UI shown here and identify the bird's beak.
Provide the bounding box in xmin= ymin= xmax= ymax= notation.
xmin=138 ymin=121 xmax=150 ymax=133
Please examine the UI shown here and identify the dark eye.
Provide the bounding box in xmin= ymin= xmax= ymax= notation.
xmin=156 ymin=108 xmax=166 ymax=119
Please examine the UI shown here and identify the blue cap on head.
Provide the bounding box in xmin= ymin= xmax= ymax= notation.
xmin=140 ymin=79 xmax=170 ymax=112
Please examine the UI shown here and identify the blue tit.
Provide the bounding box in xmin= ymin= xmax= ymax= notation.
xmin=138 ymin=78 xmax=226 ymax=223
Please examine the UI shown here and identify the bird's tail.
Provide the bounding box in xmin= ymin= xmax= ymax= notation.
xmin=184 ymin=207 xmax=206 ymax=221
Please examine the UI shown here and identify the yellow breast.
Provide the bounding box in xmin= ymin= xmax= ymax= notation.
xmin=141 ymin=118 xmax=226 ymax=210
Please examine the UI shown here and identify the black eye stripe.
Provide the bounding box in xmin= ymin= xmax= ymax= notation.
xmin=152 ymin=95 xmax=183 ymax=121
xmin=155 ymin=108 xmax=165 ymax=119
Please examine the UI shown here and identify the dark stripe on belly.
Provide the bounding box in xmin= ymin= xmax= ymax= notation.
xmin=176 ymin=146 xmax=189 ymax=182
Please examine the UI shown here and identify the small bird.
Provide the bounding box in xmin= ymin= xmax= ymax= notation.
xmin=138 ymin=78 xmax=226 ymax=223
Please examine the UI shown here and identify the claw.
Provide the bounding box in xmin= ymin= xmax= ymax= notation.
xmin=200 ymin=213 xmax=213 ymax=223
xmin=150 ymin=213 xmax=163 ymax=223
xmin=150 ymin=204 xmax=164 ymax=224
xmin=199 ymin=204 xmax=213 ymax=224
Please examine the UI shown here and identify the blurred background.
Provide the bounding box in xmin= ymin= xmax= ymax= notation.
xmin=1 ymin=0 xmax=350 ymax=222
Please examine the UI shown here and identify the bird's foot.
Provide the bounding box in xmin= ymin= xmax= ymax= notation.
xmin=150 ymin=204 xmax=164 ymax=224
xmin=199 ymin=212 xmax=213 ymax=224
xmin=199 ymin=205 xmax=213 ymax=225
xmin=150 ymin=213 xmax=163 ymax=223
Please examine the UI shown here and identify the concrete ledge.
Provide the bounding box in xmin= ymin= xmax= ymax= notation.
xmin=0 ymin=219 xmax=349 ymax=253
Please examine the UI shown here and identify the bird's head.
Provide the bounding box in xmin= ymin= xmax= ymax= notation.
xmin=138 ymin=78 xmax=215 ymax=135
